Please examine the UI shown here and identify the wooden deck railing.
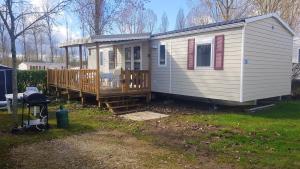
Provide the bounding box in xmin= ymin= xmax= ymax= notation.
xmin=120 ymin=70 xmax=150 ymax=92
xmin=47 ymin=69 xmax=150 ymax=95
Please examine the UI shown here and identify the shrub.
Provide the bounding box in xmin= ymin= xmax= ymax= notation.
xmin=17 ymin=70 xmax=47 ymax=93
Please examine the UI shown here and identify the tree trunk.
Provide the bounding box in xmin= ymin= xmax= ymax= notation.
xmin=94 ymin=0 xmax=103 ymax=35
xmin=10 ymin=36 xmax=18 ymax=127
xmin=33 ymin=31 xmax=39 ymax=61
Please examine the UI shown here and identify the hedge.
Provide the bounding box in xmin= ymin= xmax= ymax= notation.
xmin=17 ymin=70 xmax=47 ymax=93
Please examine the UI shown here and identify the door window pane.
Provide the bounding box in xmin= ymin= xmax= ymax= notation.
xmin=134 ymin=62 xmax=141 ymax=70
xmin=109 ymin=51 xmax=115 ymax=70
xmin=125 ymin=47 xmax=131 ymax=61
xmin=125 ymin=62 xmax=131 ymax=70
xmin=125 ymin=47 xmax=132 ymax=70
xmin=100 ymin=52 xmax=103 ymax=66
xmin=134 ymin=46 xmax=141 ymax=60
xmin=197 ymin=44 xmax=211 ymax=67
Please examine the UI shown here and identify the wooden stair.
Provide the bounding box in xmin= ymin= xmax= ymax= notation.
xmin=103 ymin=96 xmax=146 ymax=115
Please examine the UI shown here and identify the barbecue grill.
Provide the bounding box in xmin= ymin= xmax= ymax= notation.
xmin=22 ymin=92 xmax=51 ymax=131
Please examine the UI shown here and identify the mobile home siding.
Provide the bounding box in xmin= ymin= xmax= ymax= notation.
xmin=151 ymin=27 xmax=243 ymax=102
xmin=88 ymin=46 xmax=114 ymax=73
xmin=243 ymin=17 xmax=293 ymax=101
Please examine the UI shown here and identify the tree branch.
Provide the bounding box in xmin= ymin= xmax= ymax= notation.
xmin=15 ymin=0 xmax=69 ymax=38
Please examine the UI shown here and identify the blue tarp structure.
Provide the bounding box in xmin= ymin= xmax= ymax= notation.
xmin=0 ymin=64 xmax=12 ymax=101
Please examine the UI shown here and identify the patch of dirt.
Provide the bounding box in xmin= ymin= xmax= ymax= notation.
xmin=146 ymin=99 xmax=246 ymax=115
xmin=9 ymin=130 xmax=207 ymax=169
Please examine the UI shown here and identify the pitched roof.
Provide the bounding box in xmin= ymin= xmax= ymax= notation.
xmin=60 ymin=33 xmax=151 ymax=47
xmin=152 ymin=13 xmax=294 ymax=38
xmin=59 ymin=13 xmax=294 ymax=47
xmin=91 ymin=33 xmax=151 ymax=42
xmin=0 ymin=64 xmax=12 ymax=69
xmin=152 ymin=18 xmax=246 ymax=37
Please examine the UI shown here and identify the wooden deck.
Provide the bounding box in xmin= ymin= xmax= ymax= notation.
xmin=47 ymin=69 xmax=151 ymax=104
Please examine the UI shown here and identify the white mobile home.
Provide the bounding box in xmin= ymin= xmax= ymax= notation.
xmin=18 ymin=62 xmax=65 ymax=70
xmin=51 ymin=13 xmax=293 ymax=107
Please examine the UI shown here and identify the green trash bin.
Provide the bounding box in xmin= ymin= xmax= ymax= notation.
xmin=56 ymin=106 xmax=69 ymax=128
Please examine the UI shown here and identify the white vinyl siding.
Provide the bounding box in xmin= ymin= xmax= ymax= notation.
xmin=88 ymin=46 xmax=113 ymax=73
xmin=151 ymin=27 xmax=243 ymax=102
xmin=243 ymin=17 xmax=292 ymax=101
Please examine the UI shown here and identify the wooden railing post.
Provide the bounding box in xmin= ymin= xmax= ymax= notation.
xmin=96 ymin=42 xmax=100 ymax=107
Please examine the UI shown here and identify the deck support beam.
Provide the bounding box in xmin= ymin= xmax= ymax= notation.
xmin=79 ymin=45 xmax=83 ymax=69
xmin=65 ymin=47 xmax=69 ymax=69
xmin=79 ymin=45 xmax=84 ymax=105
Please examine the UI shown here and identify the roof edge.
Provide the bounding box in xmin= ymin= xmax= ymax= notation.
xmin=151 ymin=22 xmax=245 ymax=40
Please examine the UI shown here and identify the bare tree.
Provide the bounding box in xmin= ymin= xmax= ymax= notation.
xmin=159 ymin=12 xmax=169 ymax=33
xmin=145 ymin=9 xmax=157 ymax=33
xmin=0 ymin=20 xmax=9 ymax=64
xmin=186 ymin=10 xmax=212 ymax=26
xmin=32 ymin=28 xmax=39 ymax=61
xmin=43 ymin=0 xmax=57 ymax=62
xmin=73 ymin=0 xmax=148 ymax=35
xmin=116 ymin=5 xmax=155 ymax=34
xmin=175 ymin=8 xmax=186 ymax=30
xmin=38 ymin=29 xmax=45 ymax=61
xmin=252 ymin=0 xmax=300 ymax=31
xmin=0 ymin=0 xmax=69 ymax=127
xmin=202 ymin=0 xmax=252 ymax=21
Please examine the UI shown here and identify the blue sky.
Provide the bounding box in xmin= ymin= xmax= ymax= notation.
xmin=145 ymin=0 xmax=189 ymax=31
xmin=30 ymin=0 xmax=192 ymax=42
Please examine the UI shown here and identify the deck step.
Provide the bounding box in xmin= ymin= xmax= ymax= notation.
xmin=109 ymin=104 xmax=140 ymax=109
xmin=105 ymin=99 xmax=138 ymax=104
xmin=103 ymin=96 xmax=146 ymax=115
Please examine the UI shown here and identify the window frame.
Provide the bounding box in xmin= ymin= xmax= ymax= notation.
xmin=195 ymin=37 xmax=214 ymax=69
xmin=99 ymin=50 xmax=104 ymax=66
xmin=124 ymin=46 xmax=132 ymax=70
xmin=158 ymin=42 xmax=167 ymax=67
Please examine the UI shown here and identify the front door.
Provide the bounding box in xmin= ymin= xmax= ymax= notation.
xmin=124 ymin=45 xmax=141 ymax=70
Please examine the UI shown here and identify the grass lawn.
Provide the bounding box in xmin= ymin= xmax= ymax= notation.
xmin=0 ymin=100 xmax=300 ymax=168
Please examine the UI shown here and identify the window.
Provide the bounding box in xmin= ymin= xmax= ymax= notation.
xmin=109 ymin=50 xmax=115 ymax=70
xmin=100 ymin=51 xmax=104 ymax=66
xmin=196 ymin=44 xmax=212 ymax=67
xmin=125 ymin=47 xmax=131 ymax=70
xmin=133 ymin=46 xmax=141 ymax=70
xmin=158 ymin=44 xmax=166 ymax=66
